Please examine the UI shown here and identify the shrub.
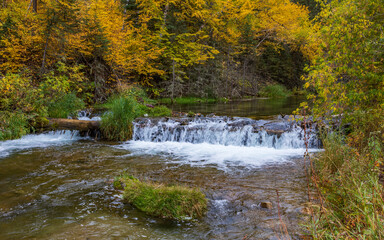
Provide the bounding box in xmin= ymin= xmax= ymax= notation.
xmin=258 ymin=84 xmax=291 ymax=98
xmin=116 ymin=175 xmax=207 ymax=220
xmin=291 ymin=87 xmax=308 ymax=96
xmin=47 ymin=93 xmax=85 ymax=118
xmin=0 ymin=111 xmax=29 ymax=140
xmin=0 ymin=73 xmax=41 ymax=113
xmin=40 ymin=62 xmax=94 ymax=104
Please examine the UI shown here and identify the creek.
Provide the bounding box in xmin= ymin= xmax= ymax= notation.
xmin=0 ymin=97 xmax=318 ymax=239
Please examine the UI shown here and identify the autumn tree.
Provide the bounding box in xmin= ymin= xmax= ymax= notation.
xmin=303 ymin=0 xmax=384 ymax=149
xmin=0 ymin=0 xmax=314 ymax=100
xmin=304 ymin=0 xmax=384 ymax=118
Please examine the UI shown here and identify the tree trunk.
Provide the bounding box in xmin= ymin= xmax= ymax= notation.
xmin=33 ymin=0 xmax=37 ymax=12
xmin=41 ymin=34 xmax=49 ymax=71
xmin=226 ymin=46 xmax=230 ymax=98
xmin=171 ymin=57 xmax=175 ymax=102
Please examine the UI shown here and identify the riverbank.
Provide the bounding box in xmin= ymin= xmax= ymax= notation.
xmin=306 ymin=111 xmax=384 ymax=238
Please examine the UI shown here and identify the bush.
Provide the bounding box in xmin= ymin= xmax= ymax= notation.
xmin=0 ymin=111 xmax=29 ymax=140
xmin=0 ymin=73 xmax=41 ymax=113
xmin=40 ymin=62 xmax=94 ymax=104
xmin=258 ymin=84 xmax=291 ymax=98
xmin=47 ymin=93 xmax=85 ymax=118
xmin=115 ymin=175 xmax=207 ymax=220
xmin=346 ymin=109 xmax=384 ymax=152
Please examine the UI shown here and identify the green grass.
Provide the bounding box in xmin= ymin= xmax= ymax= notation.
xmin=48 ymin=93 xmax=85 ymax=118
xmin=115 ymin=175 xmax=207 ymax=221
xmin=101 ymin=94 xmax=144 ymax=141
xmin=101 ymin=87 xmax=173 ymax=140
xmin=0 ymin=111 xmax=29 ymax=140
xmin=258 ymin=84 xmax=291 ymax=98
xmin=147 ymin=105 xmax=172 ymax=117
xmin=157 ymin=97 xmax=227 ymax=104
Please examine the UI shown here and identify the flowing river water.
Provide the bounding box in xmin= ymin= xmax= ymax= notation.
xmin=0 ymin=97 xmax=317 ymax=239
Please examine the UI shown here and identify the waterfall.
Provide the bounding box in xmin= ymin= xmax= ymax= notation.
xmin=132 ymin=117 xmax=320 ymax=149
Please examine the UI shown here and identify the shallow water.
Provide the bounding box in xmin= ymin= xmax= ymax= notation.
xmin=0 ymin=97 xmax=314 ymax=239
xmin=0 ymin=130 xmax=313 ymax=239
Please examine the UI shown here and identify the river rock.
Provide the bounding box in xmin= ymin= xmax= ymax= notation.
xmin=259 ymin=201 xmax=273 ymax=209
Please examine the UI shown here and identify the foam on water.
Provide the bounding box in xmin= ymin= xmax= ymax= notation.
xmin=132 ymin=117 xmax=319 ymax=149
xmin=0 ymin=130 xmax=83 ymax=158
xmin=77 ymin=116 xmax=101 ymax=121
xmin=77 ymin=110 xmax=101 ymax=121
xmin=124 ymin=117 xmax=320 ymax=169
xmin=118 ymin=141 xmax=317 ymax=169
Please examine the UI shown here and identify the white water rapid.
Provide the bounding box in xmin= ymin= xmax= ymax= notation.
xmin=0 ymin=130 xmax=83 ymax=158
xmin=119 ymin=117 xmax=320 ymax=170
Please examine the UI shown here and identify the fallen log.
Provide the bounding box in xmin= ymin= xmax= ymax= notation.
xmin=36 ymin=118 xmax=102 ymax=138
xmin=46 ymin=118 xmax=100 ymax=131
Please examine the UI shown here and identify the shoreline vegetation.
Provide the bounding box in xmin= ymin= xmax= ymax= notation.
xmin=0 ymin=82 xmax=297 ymax=141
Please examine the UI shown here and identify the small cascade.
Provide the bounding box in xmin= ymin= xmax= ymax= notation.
xmin=77 ymin=110 xmax=101 ymax=121
xmin=132 ymin=117 xmax=320 ymax=149
xmin=0 ymin=130 xmax=83 ymax=158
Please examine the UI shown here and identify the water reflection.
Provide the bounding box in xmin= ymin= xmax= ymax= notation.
xmin=167 ymin=97 xmax=306 ymax=119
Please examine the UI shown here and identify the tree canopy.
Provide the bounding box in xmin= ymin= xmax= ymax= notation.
xmin=0 ymin=0 xmax=313 ymax=100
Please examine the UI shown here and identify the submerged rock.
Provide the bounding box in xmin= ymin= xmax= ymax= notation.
xmin=259 ymin=201 xmax=273 ymax=209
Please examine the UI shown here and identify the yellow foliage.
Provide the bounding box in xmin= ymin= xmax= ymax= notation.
xmin=0 ymin=0 xmax=313 ymax=93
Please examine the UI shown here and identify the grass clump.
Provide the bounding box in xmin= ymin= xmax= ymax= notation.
xmin=116 ymin=175 xmax=207 ymax=221
xmin=308 ymin=131 xmax=384 ymax=239
xmin=47 ymin=93 xmax=85 ymax=118
xmin=0 ymin=111 xmax=29 ymax=140
xmin=101 ymin=94 xmax=143 ymax=141
xmin=147 ymin=105 xmax=172 ymax=117
xmin=258 ymin=84 xmax=291 ymax=98
xmin=101 ymin=86 xmax=173 ymax=140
